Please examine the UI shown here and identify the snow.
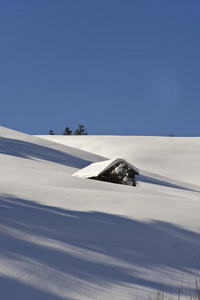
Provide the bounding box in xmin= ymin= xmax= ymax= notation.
xmin=37 ymin=135 xmax=200 ymax=186
xmin=1 ymin=127 xmax=200 ymax=300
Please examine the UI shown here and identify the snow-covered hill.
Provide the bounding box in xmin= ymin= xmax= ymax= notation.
xmin=1 ymin=127 xmax=200 ymax=300
xmin=37 ymin=135 xmax=200 ymax=186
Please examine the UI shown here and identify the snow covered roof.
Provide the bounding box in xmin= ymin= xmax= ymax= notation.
xmin=73 ymin=158 xmax=139 ymax=178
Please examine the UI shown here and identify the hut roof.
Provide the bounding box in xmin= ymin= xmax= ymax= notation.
xmin=73 ymin=158 xmax=139 ymax=178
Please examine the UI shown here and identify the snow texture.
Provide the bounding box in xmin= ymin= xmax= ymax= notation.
xmin=0 ymin=127 xmax=200 ymax=300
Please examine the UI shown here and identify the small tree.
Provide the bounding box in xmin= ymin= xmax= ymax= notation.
xmin=63 ymin=126 xmax=72 ymax=135
xmin=74 ymin=124 xmax=88 ymax=135
xmin=49 ymin=130 xmax=55 ymax=135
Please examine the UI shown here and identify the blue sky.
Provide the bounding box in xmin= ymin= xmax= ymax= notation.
xmin=0 ymin=0 xmax=200 ymax=136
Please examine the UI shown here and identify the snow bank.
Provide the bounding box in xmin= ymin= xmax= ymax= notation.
xmin=38 ymin=135 xmax=200 ymax=186
xmin=1 ymin=127 xmax=200 ymax=300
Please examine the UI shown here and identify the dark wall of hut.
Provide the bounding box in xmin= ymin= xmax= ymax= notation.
xmin=91 ymin=162 xmax=137 ymax=186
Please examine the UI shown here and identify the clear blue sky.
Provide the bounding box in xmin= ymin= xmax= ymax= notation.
xmin=0 ymin=0 xmax=199 ymax=136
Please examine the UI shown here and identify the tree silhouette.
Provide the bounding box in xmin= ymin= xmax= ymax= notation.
xmin=49 ymin=130 xmax=55 ymax=135
xmin=63 ymin=126 xmax=72 ymax=135
xmin=74 ymin=124 xmax=88 ymax=135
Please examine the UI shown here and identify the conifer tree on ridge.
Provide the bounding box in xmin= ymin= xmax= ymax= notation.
xmin=74 ymin=124 xmax=88 ymax=135
xmin=49 ymin=129 xmax=55 ymax=135
xmin=63 ymin=126 xmax=72 ymax=135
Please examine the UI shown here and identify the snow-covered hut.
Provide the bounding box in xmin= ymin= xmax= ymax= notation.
xmin=73 ymin=158 xmax=139 ymax=186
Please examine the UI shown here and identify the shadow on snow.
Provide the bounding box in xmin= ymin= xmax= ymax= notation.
xmin=138 ymin=175 xmax=200 ymax=193
xmin=0 ymin=137 xmax=95 ymax=169
xmin=1 ymin=195 xmax=200 ymax=299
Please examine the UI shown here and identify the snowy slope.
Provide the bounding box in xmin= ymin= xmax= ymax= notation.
xmin=38 ymin=135 xmax=200 ymax=186
xmin=1 ymin=127 xmax=200 ymax=300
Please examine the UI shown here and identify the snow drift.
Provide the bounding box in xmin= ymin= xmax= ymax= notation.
xmin=1 ymin=126 xmax=200 ymax=300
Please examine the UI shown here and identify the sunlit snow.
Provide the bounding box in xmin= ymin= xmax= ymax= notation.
xmin=1 ymin=126 xmax=200 ymax=300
